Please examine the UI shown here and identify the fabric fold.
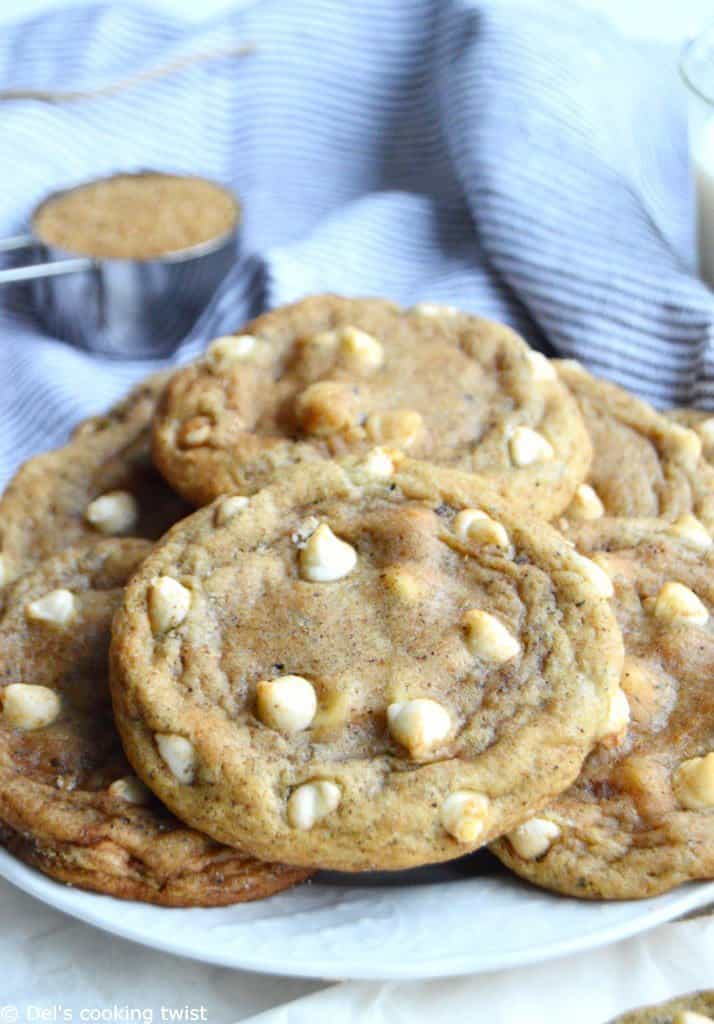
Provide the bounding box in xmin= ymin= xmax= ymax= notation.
xmin=0 ymin=0 xmax=710 ymax=483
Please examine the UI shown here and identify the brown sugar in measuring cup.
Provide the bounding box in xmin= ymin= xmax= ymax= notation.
xmin=33 ymin=173 xmax=239 ymax=260
xmin=0 ymin=171 xmax=242 ymax=358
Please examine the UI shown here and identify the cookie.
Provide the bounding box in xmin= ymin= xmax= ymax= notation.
xmin=608 ymin=991 xmax=714 ymax=1023
xmin=0 ymin=540 xmax=311 ymax=906
xmin=152 ymin=295 xmax=591 ymax=519
xmin=110 ymin=457 xmax=622 ymax=872
xmin=668 ymin=408 xmax=714 ymax=467
xmin=0 ymin=374 xmax=189 ymax=588
xmin=557 ymin=362 xmax=714 ymax=528
xmin=492 ymin=522 xmax=714 ymax=899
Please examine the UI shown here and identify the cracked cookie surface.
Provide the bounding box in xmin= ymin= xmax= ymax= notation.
xmin=492 ymin=521 xmax=714 ymax=899
xmin=152 ymin=295 xmax=591 ymax=519
xmin=0 ymin=374 xmax=189 ymax=588
xmin=557 ymin=362 xmax=714 ymax=529
xmin=110 ymin=458 xmax=621 ymax=872
xmin=0 ymin=540 xmax=311 ymax=905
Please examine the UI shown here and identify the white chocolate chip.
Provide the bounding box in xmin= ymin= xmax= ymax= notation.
xmin=453 ymin=509 xmax=509 ymax=550
xmin=526 ymin=350 xmax=556 ymax=381
xmin=667 ymin=513 xmax=711 ymax=550
xmin=26 ymin=589 xmax=77 ymax=628
xmin=108 ymin=775 xmax=151 ymax=805
xmin=148 ymin=577 xmax=192 ymax=634
xmin=206 ymin=334 xmax=256 ymax=367
xmin=572 ymin=553 xmax=614 ymax=599
xmin=696 ymin=416 xmax=714 ymax=446
xmin=653 ymin=581 xmax=709 ymax=626
xmin=507 ymin=817 xmax=561 ymax=859
xmin=453 ymin=509 xmax=488 ymax=532
xmin=361 ymin=447 xmax=397 ymax=479
xmin=411 ymin=303 xmax=460 ymax=317
xmin=440 ymin=790 xmax=490 ymax=844
xmin=306 ymin=329 xmax=340 ymax=350
xmin=178 ymin=416 xmax=212 ymax=447
xmin=287 ymin=780 xmax=341 ymax=830
xmin=1 ymin=684 xmax=61 ymax=730
xmin=215 ymin=495 xmax=249 ymax=526
xmin=669 ymin=423 xmax=702 ymax=469
xmin=256 ymin=675 xmax=317 ymax=733
xmin=620 ymin=658 xmax=662 ymax=727
xmin=558 ymin=358 xmax=586 ymax=375
xmin=155 ymin=733 xmax=196 ymax=784
xmin=365 ymin=409 xmax=423 ymax=449
xmin=568 ymin=483 xmax=605 ymax=521
xmin=85 ymin=490 xmax=139 ymax=535
xmin=508 ymin=426 xmax=554 ymax=467
xmin=299 ymin=523 xmax=357 ymax=582
xmin=674 ymin=1012 xmax=714 ymax=1024
xmin=338 ymin=326 xmax=384 ymax=371
xmin=672 ymin=752 xmax=714 ymax=810
xmin=387 ymin=698 xmax=451 ymax=757
xmin=600 ymin=689 xmax=630 ymax=747
xmin=462 ymin=609 xmax=520 ymax=664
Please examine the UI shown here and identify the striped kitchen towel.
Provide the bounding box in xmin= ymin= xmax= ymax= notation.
xmin=0 ymin=0 xmax=710 ymax=486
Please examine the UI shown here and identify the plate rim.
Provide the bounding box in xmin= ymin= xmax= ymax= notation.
xmin=1 ymin=849 xmax=713 ymax=981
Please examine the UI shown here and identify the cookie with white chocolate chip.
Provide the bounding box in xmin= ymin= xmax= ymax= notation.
xmin=492 ymin=522 xmax=714 ymax=899
xmin=0 ymin=374 xmax=189 ymax=588
xmin=607 ymin=991 xmax=714 ymax=1024
xmin=151 ymin=295 xmax=592 ymax=520
xmin=0 ymin=540 xmax=311 ymax=905
xmin=110 ymin=457 xmax=622 ymax=872
xmin=557 ymin=362 xmax=714 ymax=529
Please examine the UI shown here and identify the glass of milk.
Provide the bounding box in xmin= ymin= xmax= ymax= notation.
xmin=681 ymin=24 xmax=714 ymax=287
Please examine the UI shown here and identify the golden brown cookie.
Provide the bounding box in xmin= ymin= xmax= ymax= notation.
xmin=152 ymin=295 xmax=591 ymax=519
xmin=0 ymin=540 xmax=311 ymax=906
xmin=492 ymin=521 xmax=714 ymax=899
xmin=607 ymin=991 xmax=714 ymax=1023
xmin=557 ymin=362 xmax=714 ymax=529
xmin=110 ymin=457 xmax=622 ymax=872
xmin=0 ymin=374 xmax=189 ymax=588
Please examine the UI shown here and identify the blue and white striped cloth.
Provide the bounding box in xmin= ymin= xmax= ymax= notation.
xmin=0 ymin=0 xmax=711 ymax=487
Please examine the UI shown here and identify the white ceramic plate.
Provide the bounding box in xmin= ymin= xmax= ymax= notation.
xmin=1 ymin=847 xmax=712 ymax=980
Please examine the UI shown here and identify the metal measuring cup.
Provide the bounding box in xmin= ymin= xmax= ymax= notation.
xmin=0 ymin=176 xmax=241 ymax=358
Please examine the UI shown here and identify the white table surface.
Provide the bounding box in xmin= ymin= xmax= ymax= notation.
xmin=2 ymin=0 xmax=714 ymax=1020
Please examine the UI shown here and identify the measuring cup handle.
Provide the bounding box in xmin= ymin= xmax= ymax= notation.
xmin=0 ymin=233 xmax=35 ymax=253
xmin=0 ymin=254 xmax=93 ymax=285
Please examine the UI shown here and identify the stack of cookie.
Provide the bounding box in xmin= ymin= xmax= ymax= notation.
xmin=0 ymin=296 xmax=712 ymax=905
xmin=608 ymin=991 xmax=714 ymax=1024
